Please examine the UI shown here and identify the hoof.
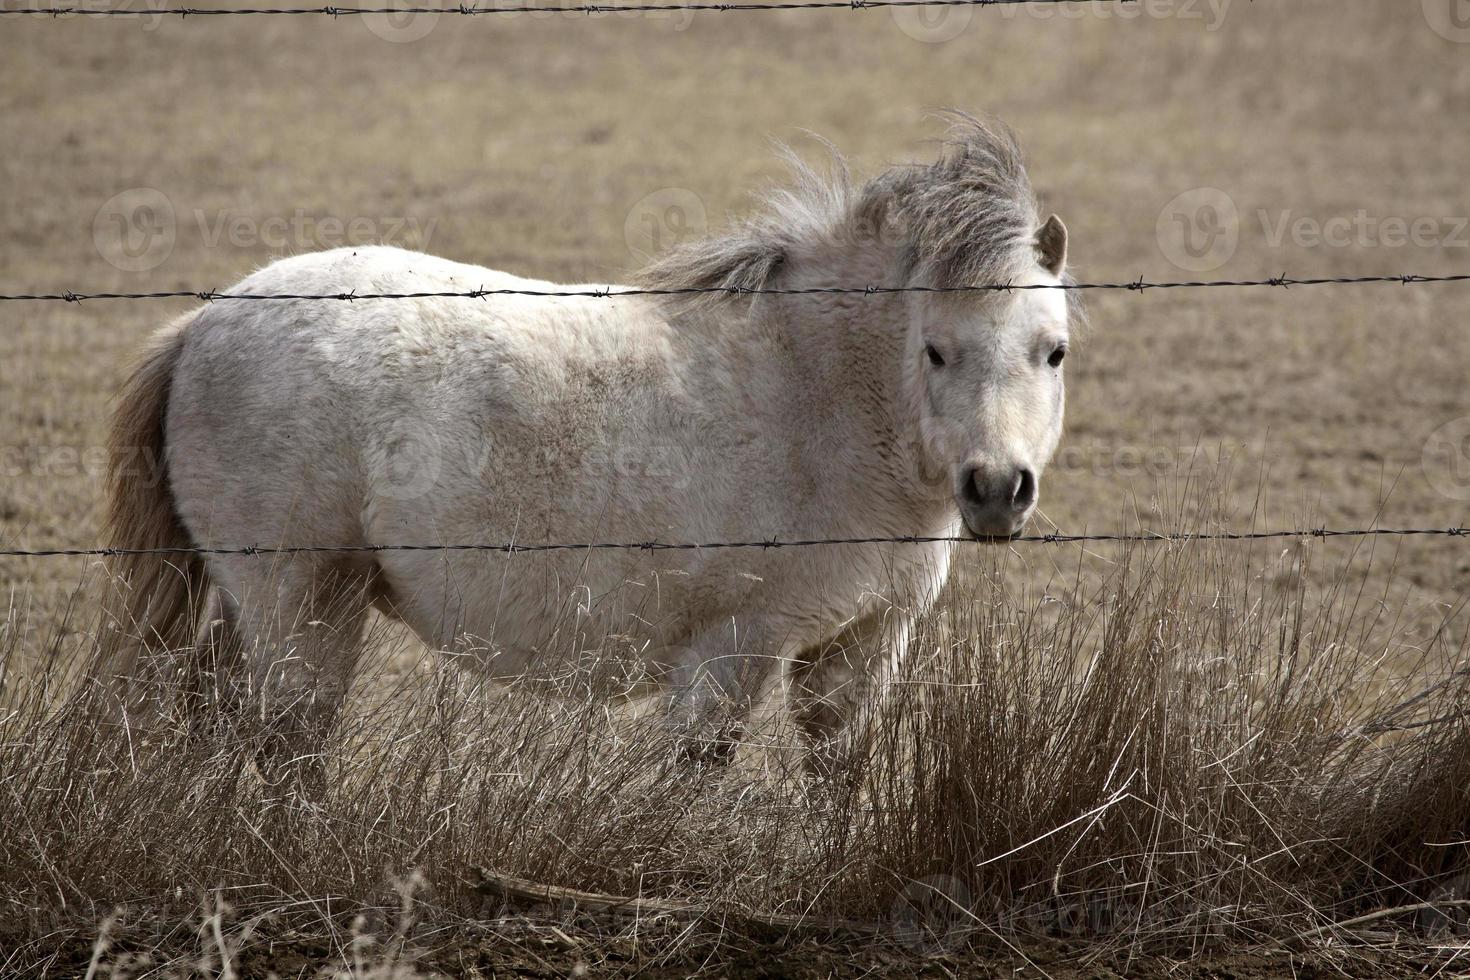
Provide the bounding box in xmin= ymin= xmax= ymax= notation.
xmin=678 ymin=721 xmax=745 ymax=770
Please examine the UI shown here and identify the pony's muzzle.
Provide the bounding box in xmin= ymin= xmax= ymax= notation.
xmin=958 ymin=463 xmax=1037 ymax=539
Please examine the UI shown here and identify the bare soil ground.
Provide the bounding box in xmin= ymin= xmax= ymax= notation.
xmin=8 ymin=865 xmax=1470 ymax=979
xmin=5 ymin=915 xmax=1461 ymax=980
xmin=3 ymin=2 xmax=1469 ymax=623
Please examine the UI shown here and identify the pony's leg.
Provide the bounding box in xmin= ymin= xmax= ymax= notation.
xmin=663 ymin=625 xmax=772 ymax=768
xmin=179 ymin=588 xmax=245 ymax=728
xmin=211 ymin=557 xmax=374 ymax=786
xmin=789 ymin=612 xmax=912 ymax=780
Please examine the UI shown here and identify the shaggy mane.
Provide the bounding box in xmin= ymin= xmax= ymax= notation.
xmin=637 ymin=113 xmax=1045 ymax=296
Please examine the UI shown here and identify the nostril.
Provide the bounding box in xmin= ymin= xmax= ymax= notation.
xmin=1011 ymin=468 xmax=1037 ymax=511
xmin=962 ymin=466 xmax=985 ymax=508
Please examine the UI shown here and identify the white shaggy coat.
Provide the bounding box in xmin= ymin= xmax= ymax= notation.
xmin=107 ymin=116 xmax=1072 ymax=765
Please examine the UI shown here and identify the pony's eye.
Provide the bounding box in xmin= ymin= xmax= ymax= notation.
xmin=1047 ymin=346 xmax=1067 ymax=368
xmin=925 ymin=345 xmax=946 ymax=368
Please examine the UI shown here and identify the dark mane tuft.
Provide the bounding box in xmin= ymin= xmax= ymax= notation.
xmin=636 ymin=112 xmax=1047 ymax=298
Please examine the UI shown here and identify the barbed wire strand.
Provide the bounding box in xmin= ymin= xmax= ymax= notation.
xmin=2 ymin=527 xmax=1467 ymax=559
xmin=3 ymin=273 xmax=1469 ymax=304
xmin=4 ymin=0 xmax=1133 ymax=17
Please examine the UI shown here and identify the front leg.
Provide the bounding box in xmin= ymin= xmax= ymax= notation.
xmin=789 ymin=610 xmax=913 ymax=780
xmin=662 ymin=620 xmax=774 ymax=769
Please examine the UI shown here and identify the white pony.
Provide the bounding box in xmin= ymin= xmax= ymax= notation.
xmin=105 ymin=115 xmax=1072 ymax=771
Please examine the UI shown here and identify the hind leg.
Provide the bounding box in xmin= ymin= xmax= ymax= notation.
xmin=179 ymin=589 xmax=243 ymax=725
xmin=205 ymin=556 xmax=374 ymax=786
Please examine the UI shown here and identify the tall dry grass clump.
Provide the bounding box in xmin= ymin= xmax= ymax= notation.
xmin=2 ymin=526 xmax=1468 ymax=972
xmin=862 ymin=537 xmax=1470 ymax=950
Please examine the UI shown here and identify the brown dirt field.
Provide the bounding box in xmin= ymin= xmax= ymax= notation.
xmin=4 ymin=909 xmax=1465 ymax=979
xmin=3 ymin=2 xmax=1469 ymax=629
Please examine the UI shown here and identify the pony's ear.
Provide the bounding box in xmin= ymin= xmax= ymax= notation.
xmin=1035 ymin=214 xmax=1068 ymax=276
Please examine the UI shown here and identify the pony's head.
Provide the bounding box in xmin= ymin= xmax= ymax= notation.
xmin=848 ymin=116 xmax=1071 ymax=538
xmin=640 ymin=113 xmax=1075 ymax=539
xmin=902 ymin=232 xmax=1069 ymax=538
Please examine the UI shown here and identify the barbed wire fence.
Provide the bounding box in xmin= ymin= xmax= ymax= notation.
xmin=3 ymin=1 xmax=1467 ymax=560
xmin=4 ymin=273 xmax=1469 ymax=559
xmin=4 ymin=0 xmax=1139 ymax=17
xmin=3 ymin=273 xmax=1469 ymax=303
xmin=2 ymin=529 xmax=1468 ymax=560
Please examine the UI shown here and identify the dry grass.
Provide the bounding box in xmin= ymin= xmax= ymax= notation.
xmin=4 ymin=494 xmax=1470 ymax=974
